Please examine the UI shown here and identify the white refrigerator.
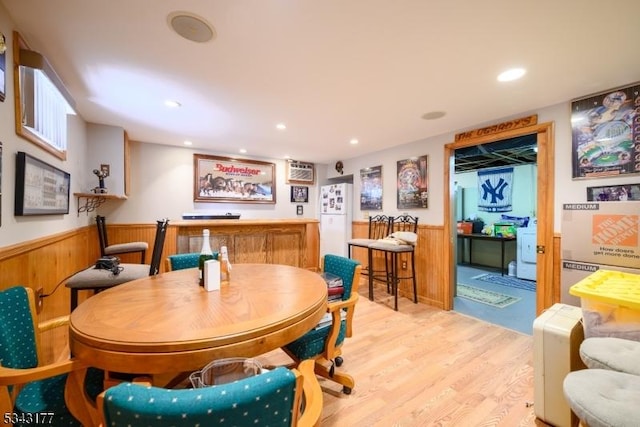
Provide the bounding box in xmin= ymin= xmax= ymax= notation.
xmin=319 ymin=183 xmax=353 ymax=258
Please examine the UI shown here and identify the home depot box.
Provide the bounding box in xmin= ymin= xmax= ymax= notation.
xmin=561 ymin=201 xmax=640 ymax=269
xmin=561 ymin=260 xmax=640 ymax=307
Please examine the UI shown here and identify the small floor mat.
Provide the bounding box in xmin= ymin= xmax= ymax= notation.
xmin=456 ymin=284 xmax=521 ymax=308
xmin=472 ymin=273 xmax=536 ymax=292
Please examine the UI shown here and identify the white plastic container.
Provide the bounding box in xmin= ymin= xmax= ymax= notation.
xmin=508 ymin=261 xmax=517 ymax=277
xmin=189 ymin=358 xmax=262 ymax=388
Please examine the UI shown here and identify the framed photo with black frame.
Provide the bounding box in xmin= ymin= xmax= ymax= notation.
xmin=570 ymin=82 xmax=640 ymax=179
xmin=14 ymin=151 xmax=70 ymax=215
xmin=290 ymin=185 xmax=308 ymax=203
xmin=586 ymin=183 xmax=640 ymax=201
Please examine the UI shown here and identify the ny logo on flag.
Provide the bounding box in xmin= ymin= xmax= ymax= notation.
xmin=477 ymin=167 xmax=514 ymax=212
xmin=481 ymin=178 xmax=509 ymax=204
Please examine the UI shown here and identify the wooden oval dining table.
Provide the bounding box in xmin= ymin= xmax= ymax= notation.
xmin=69 ymin=263 xmax=328 ymax=375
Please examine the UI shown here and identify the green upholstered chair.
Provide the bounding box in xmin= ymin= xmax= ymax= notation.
xmin=283 ymin=254 xmax=361 ymax=395
xmin=0 ymin=286 xmax=103 ymax=427
xmin=97 ymin=359 xmax=322 ymax=427
xmin=165 ymin=252 xmax=216 ymax=271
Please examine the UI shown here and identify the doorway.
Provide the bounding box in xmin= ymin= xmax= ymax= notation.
xmin=452 ymin=136 xmax=538 ymax=333
xmin=443 ymin=121 xmax=555 ymax=322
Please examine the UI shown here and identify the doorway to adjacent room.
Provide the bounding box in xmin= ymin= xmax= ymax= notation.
xmin=451 ymin=136 xmax=538 ymax=333
xmin=443 ymin=120 xmax=556 ymax=333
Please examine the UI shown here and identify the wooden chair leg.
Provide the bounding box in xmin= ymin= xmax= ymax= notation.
xmin=65 ymin=368 xmax=99 ymax=427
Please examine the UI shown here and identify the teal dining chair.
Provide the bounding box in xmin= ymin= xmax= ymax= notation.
xmin=282 ymin=254 xmax=362 ymax=394
xmin=97 ymin=359 xmax=322 ymax=427
xmin=0 ymin=286 xmax=103 ymax=427
xmin=165 ymin=252 xmax=201 ymax=271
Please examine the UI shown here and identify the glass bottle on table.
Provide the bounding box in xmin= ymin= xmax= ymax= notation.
xmin=198 ymin=229 xmax=215 ymax=286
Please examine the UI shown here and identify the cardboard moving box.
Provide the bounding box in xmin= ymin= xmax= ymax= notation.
xmin=561 ymin=202 xmax=640 ymax=269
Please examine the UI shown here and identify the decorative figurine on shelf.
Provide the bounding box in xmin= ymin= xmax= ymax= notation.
xmin=92 ymin=169 xmax=108 ymax=194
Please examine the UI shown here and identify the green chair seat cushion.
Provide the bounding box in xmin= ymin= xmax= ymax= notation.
xmin=102 ymin=366 xmax=296 ymax=427
xmin=14 ymin=368 xmax=104 ymax=427
xmin=285 ymin=320 xmax=347 ymax=361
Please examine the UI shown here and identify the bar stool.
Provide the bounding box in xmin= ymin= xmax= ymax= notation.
xmin=347 ymin=214 xmax=392 ymax=282
xmin=96 ymin=215 xmax=148 ymax=263
xmin=367 ymin=214 xmax=418 ymax=310
xmin=66 ymin=218 xmax=169 ymax=310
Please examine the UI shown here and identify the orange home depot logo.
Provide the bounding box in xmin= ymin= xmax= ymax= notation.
xmin=592 ymin=214 xmax=639 ymax=246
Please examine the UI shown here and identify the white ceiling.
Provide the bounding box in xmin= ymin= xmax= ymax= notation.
xmin=3 ymin=1 xmax=639 ymax=164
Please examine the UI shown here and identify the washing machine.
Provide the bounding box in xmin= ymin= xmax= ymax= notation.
xmin=516 ymin=219 xmax=537 ymax=281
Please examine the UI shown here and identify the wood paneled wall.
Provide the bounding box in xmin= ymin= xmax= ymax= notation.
xmin=0 ymin=220 xmax=561 ymax=363
xmin=351 ymin=221 xmax=563 ymax=311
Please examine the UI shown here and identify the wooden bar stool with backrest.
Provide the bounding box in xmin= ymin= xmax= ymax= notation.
xmin=66 ymin=218 xmax=169 ymax=311
xmin=96 ymin=215 xmax=148 ymax=263
xmin=367 ymin=214 xmax=419 ymax=310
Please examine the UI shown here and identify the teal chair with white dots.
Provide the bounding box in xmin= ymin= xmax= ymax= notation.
xmin=97 ymin=359 xmax=322 ymax=427
xmin=0 ymin=286 xmax=103 ymax=427
xmin=283 ymin=254 xmax=362 ymax=395
xmin=166 ymin=252 xmax=201 ymax=271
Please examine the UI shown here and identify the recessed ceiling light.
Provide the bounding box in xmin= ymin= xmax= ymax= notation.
xmin=350 ymin=139 xmax=359 ymax=145
xmin=421 ymin=111 xmax=446 ymax=120
xmin=183 ymin=140 xmax=193 ymax=146
xmin=276 ymin=123 xmax=286 ymax=130
xmin=497 ymin=68 xmax=526 ymax=82
xmin=239 ymin=148 xmax=247 ymax=154
xmin=164 ymin=100 xmax=181 ymax=108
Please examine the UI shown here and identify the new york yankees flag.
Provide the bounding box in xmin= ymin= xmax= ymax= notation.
xmin=477 ymin=167 xmax=513 ymax=212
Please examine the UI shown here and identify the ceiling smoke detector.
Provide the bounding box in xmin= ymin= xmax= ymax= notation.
xmin=168 ymin=12 xmax=215 ymax=43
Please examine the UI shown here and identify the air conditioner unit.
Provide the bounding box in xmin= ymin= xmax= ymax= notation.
xmin=286 ymin=160 xmax=315 ymax=184
xmin=533 ymin=303 xmax=585 ymax=427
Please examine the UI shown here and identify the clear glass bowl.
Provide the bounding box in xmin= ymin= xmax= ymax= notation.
xmin=189 ymin=357 xmax=263 ymax=388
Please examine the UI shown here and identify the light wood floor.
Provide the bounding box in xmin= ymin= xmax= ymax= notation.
xmin=257 ymin=282 xmax=552 ymax=426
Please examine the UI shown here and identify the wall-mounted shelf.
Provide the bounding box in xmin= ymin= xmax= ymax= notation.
xmin=74 ymin=192 xmax=127 ymax=216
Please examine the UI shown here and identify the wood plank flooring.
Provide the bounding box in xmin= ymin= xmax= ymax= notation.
xmin=257 ymin=282 xmax=552 ymax=426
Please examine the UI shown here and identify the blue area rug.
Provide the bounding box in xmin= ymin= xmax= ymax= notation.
xmin=472 ymin=273 xmax=536 ymax=292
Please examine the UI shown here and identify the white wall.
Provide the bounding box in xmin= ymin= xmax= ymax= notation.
xmin=327 ymin=102 xmax=638 ymax=231
xmin=99 ymin=141 xmax=320 ymax=223
xmin=2 ymin=0 xmax=639 ymax=248
xmin=0 ymin=8 xmax=91 ymax=247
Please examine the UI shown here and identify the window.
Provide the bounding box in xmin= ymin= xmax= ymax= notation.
xmin=13 ymin=31 xmax=75 ymax=160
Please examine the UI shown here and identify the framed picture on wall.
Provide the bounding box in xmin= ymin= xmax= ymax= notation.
xmin=290 ymin=185 xmax=308 ymax=203
xmin=397 ymin=155 xmax=428 ymax=209
xmin=360 ymin=165 xmax=383 ymax=210
xmin=586 ymin=183 xmax=640 ymax=201
xmin=570 ymin=82 xmax=640 ymax=179
xmin=0 ymin=33 xmax=5 ymax=102
xmin=14 ymin=151 xmax=70 ymax=215
xmin=194 ymin=154 xmax=276 ymax=203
